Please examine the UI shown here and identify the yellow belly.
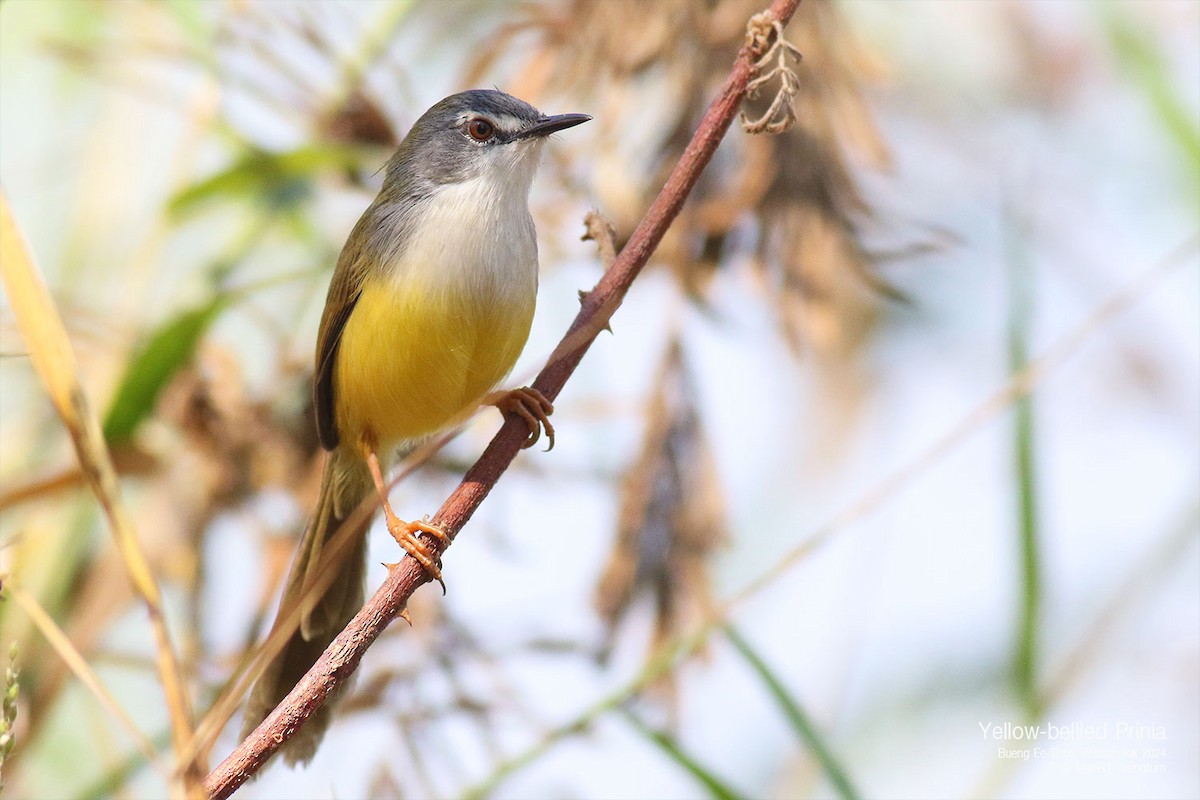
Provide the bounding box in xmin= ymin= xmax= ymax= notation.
xmin=333 ymin=273 xmax=534 ymax=450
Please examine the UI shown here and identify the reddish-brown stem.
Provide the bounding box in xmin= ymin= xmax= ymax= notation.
xmin=204 ymin=0 xmax=801 ymax=795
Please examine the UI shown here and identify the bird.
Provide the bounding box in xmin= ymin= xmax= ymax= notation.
xmin=242 ymin=89 xmax=590 ymax=764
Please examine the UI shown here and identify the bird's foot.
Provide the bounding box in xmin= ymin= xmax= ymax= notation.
xmin=486 ymin=387 xmax=555 ymax=451
xmin=385 ymin=512 xmax=450 ymax=594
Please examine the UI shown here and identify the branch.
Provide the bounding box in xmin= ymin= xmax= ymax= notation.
xmin=204 ymin=0 xmax=802 ymax=794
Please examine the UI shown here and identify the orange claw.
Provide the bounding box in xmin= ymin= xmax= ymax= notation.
xmin=487 ymin=387 xmax=555 ymax=451
xmin=386 ymin=515 xmax=450 ymax=594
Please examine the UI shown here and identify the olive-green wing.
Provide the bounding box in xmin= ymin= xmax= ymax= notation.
xmin=314 ymin=223 xmax=372 ymax=451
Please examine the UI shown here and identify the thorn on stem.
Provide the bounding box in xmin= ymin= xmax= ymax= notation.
xmin=577 ymin=290 xmax=613 ymax=334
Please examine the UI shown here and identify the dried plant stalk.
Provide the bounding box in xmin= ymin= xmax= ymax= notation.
xmin=594 ymin=338 xmax=725 ymax=660
xmin=0 ymin=192 xmax=203 ymax=798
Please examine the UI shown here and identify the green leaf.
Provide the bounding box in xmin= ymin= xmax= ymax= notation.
xmin=167 ymin=145 xmax=369 ymax=218
xmin=724 ymin=626 xmax=862 ymax=800
xmin=72 ymin=728 xmax=172 ymax=800
xmin=0 ymin=642 xmax=18 ymax=774
xmin=1004 ymin=201 xmax=1042 ymax=719
xmin=622 ymin=709 xmax=750 ymax=800
xmin=101 ymin=298 xmax=226 ymax=445
xmin=1101 ymin=5 xmax=1200 ymax=202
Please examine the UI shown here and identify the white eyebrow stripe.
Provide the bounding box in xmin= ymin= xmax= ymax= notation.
xmin=485 ymin=113 xmax=530 ymax=132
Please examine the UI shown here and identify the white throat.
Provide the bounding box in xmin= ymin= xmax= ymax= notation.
xmin=393 ymin=153 xmax=542 ymax=307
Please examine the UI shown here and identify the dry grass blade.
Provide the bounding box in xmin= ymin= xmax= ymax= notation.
xmin=8 ymin=584 xmax=168 ymax=780
xmin=0 ymin=192 xmax=201 ymax=798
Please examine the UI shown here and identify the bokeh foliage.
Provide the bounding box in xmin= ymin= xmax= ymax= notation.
xmin=1 ymin=1 xmax=1197 ymax=799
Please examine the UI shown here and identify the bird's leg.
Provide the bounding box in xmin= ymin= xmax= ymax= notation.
xmin=485 ymin=387 xmax=555 ymax=451
xmin=362 ymin=443 xmax=450 ymax=593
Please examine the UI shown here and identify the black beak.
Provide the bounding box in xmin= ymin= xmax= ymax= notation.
xmin=515 ymin=112 xmax=592 ymax=139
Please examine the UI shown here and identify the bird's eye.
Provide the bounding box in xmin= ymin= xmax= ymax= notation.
xmin=466 ymin=118 xmax=496 ymax=142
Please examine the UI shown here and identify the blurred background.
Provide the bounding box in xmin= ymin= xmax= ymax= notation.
xmin=1 ymin=0 xmax=1197 ymax=798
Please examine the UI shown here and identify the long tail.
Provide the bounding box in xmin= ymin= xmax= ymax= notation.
xmin=242 ymin=448 xmax=372 ymax=765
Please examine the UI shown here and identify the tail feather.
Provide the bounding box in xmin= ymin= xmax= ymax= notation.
xmin=242 ymin=449 xmax=372 ymax=765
